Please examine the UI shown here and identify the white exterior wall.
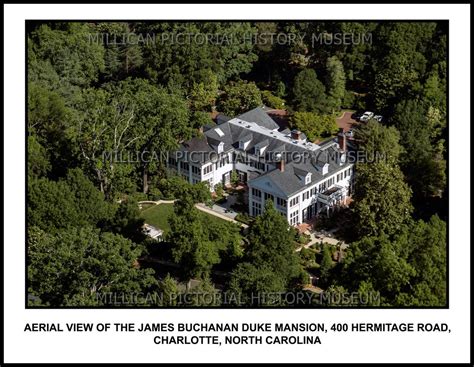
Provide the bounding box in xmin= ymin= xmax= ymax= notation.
xmin=201 ymin=152 xmax=233 ymax=190
xmin=283 ymin=164 xmax=354 ymax=226
xmin=171 ymin=147 xmax=354 ymax=226
xmin=248 ymin=188 xmax=288 ymax=219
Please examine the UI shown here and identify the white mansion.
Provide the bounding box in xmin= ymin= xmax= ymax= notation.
xmin=168 ymin=107 xmax=354 ymax=226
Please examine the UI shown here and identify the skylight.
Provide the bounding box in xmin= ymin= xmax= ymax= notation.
xmin=215 ymin=128 xmax=224 ymax=137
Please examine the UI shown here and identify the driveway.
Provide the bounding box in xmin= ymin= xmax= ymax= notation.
xmin=210 ymin=194 xmax=238 ymax=220
xmin=336 ymin=111 xmax=359 ymax=132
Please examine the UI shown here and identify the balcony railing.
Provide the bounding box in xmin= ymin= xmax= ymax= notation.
xmin=317 ymin=185 xmax=345 ymax=206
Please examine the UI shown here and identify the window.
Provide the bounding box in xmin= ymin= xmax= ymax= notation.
xmin=276 ymin=197 xmax=287 ymax=208
xmin=218 ymin=155 xmax=229 ymax=168
xmin=303 ymin=191 xmax=310 ymax=201
xmin=180 ymin=161 xmax=189 ymax=171
xmin=191 ymin=166 xmax=200 ymax=175
xmin=320 ymin=181 xmax=327 ymax=192
xmin=217 ymin=142 xmax=224 ymax=154
xmin=203 ymin=165 xmax=213 ymax=175
xmin=252 ymin=188 xmax=262 ymax=198
xmin=252 ymin=202 xmax=262 ymax=216
xmin=264 ymin=192 xmax=274 ymax=202
xmin=290 ymin=211 xmax=299 ymax=226
xmin=290 ymin=196 xmax=299 ymax=207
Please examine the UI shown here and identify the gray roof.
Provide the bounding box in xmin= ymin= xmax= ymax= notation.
xmin=237 ymin=107 xmax=279 ymax=131
xmin=175 ymin=109 xmax=352 ymax=195
xmin=248 ymin=145 xmax=351 ymax=198
xmin=216 ymin=114 xmax=232 ymax=125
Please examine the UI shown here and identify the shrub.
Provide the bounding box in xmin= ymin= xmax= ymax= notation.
xmin=262 ymin=90 xmax=286 ymax=109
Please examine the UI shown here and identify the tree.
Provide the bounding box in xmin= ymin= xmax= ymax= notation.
xmin=372 ymin=22 xmax=437 ymax=110
xmin=290 ymin=112 xmax=338 ymax=142
xmin=319 ymin=245 xmax=333 ymax=285
xmin=245 ymin=201 xmax=303 ymax=285
xmin=352 ymin=118 xmax=412 ymax=238
xmin=154 ymin=175 xmax=210 ymax=204
xmin=98 ymin=23 xmax=144 ymax=80
xmin=28 ymin=82 xmax=73 ymax=177
xmin=356 ymin=119 xmax=403 ymax=165
xmin=292 ymin=69 xmax=330 ymax=113
xmin=141 ymin=22 xmax=258 ymax=90
xmin=28 ymin=168 xmax=114 ymax=233
xmin=392 ymin=99 xmax=446 ymax=198
xmin=29 ymin=23 xmax=105 ymax=88
xmin=71 ymin=79 xmax=192 ymax=196
xmin=168 ymin=198 xmax=224 ymax=279
xmin=157 ymin=274 xmax=180 ymax=306
xmin=352 ymin=162 xmax=413 ymax=238
xmin=28 ymin=135 xmax=51 ymax=178
xmin=228 ymin=262 xmax=287 ymax=306
xmin=189 ymin=69 xmax=219 ymax=112
xmin=185 ymin=276 xmax=221 ymax=306
xmin=217 ymin=80 xmax=262 ymax=116
xmin=325 ymin=56 xmax=346 ymax=111
xmin=28 ymin=177 xmax=85 ymax=233
xmin=261 ymin=90 xmax=285 ymax=109
xmin=342 ymin=233 xmax=415 ymax=303
xmin=28 ymin=226 xmax=156 ymax=306
xmin=103 ymin=78 xmax=192 ymax=194
xmin=108 ymin=197 xmax=145 ymax=243
xmin=396 ymin=215 xmax=446 ymax=306
xmin=341 ymin=215 xmax=446 ymax=307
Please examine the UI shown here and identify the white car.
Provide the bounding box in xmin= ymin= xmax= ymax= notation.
xmin=373 ymin=115 xmax=383 ymax=122
xmin=359 ymin=111 xmax=374 ymax=122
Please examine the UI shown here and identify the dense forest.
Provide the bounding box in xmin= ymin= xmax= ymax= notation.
xmin=27 ymin=21 xmax=447 ymax=307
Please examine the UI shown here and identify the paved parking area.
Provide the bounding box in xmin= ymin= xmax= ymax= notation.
xmin=336 ymin=111 xmax=359 ymax=132
xmin=209 ymin=194 xmax=239 ymax=220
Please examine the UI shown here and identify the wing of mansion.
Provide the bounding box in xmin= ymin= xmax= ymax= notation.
xmin=167 ymin=107 xmax=355 ymax=226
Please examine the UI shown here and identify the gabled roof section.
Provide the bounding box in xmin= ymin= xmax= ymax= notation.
xmin=254 ymin=139 xmax=269 ymax=150
xmin=293 ymin=167 xmax=310 ymax=180
xmin=237 ymin=107 xmax=279 ymax=131
xmin=247 ymin=173 xmax=289 ymax=198
xmin=239 ymin=134 xmax=253 ymax=143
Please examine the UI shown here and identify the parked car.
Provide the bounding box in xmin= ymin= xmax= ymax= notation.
xmin=373 ymin=115 xmax=383 ymax=122
xmin=346 ymin=129 xmax=355 ymax=138
xmin=359 ymin=111 xmax=374 ymax=122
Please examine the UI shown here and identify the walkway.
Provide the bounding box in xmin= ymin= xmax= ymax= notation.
xmin=295 ymin=230 xmax=347 ymax=252
xmin=195 ymin=203 xmax=248 ymax=229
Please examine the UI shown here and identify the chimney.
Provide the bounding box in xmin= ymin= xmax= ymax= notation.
xmin=277 ymin=159 xmax=285 ymax=172
xmin=291 ymin=129 xmax=302 ymax=141
xmin=275 ymin=153 xmax=285 ymax=172
xmin=337 ymin=128 xmax=346 ymax=152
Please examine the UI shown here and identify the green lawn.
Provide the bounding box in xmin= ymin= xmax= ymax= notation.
xmin=140 ymin=203 xmax=229 ymax=234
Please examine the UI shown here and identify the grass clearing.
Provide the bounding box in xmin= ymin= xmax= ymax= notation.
xmin=140 ymin=203 xmax=230 ymax=234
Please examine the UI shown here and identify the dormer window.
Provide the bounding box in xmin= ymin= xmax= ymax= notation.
xmin=239 ymin=135 xmax=252 ymax=150
xmin=322 ymin=163 xmax=329 ymax=175
xmin=256 ymin=146 xmax=266 ymax=156
xmin=305 ymin=173 xmax=312 ymax=184
xmin=217 ymin=142 xmax=224 ymax=154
